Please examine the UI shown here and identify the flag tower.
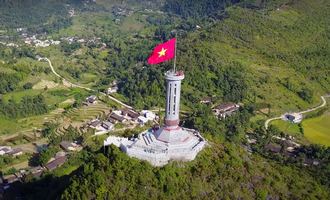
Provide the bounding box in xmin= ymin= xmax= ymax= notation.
xmin=104 ymin=37 xmax=206 ymax=166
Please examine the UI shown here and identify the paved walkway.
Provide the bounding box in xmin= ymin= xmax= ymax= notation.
xmin=265 ymin=95 xmax=329 ymax=129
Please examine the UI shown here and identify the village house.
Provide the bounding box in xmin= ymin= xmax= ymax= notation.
xmin=101 ymin=121 xmax=114 ymax=131
xmin=45 ymin=156 xmax=67 ymax=171
xmin=122 ymin=108 xmax=140 ymax=121
xmin=107 ymin=86 xmax=118 ymax=94
xmin=284 ymin=113 xmax=303 ymax=123
xmin=106 ymin=80 xmax=118 ymax=94
xmin=2 ymin=174 xmax=19 ymax=184
xmin=89 ymin=119 xmax=102 ymax=129
xmin=85 ymin=95 xmax=97 ymax=104
xmin=60 ymin=141 xmax=81 ymax=152
xmin=55 ymin=151 xmax=66 ymax=159
xmin=0 ymin=146 xmax=12 ymax=156
xmin=137 ymin=116 xmax=149 ymax=126
xmin=14 ymin=170 xmax=26 ymax=180
xmin=89 ymin=119 xmax=114 ymax=135
xmin=141 ymin=110 xmax=156 ymax=121
xmin=265 ymin=143 xmax=282 ymax=153
xmin=108 ymin=112 xmax=127 ymax=123
xmin=200 ymin=97 xmax=212 ymax=105
xmin=212 ymin=103 xmax=240 ymax=119
xmin=29 ymin=166 xmax=44 ymax=178
xmin=7 ymin=148 xmax=23 ymax=157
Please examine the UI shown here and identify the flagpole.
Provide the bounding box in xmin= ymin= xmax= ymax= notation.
xmin=173 ymin=34 xmax=177 ymax=72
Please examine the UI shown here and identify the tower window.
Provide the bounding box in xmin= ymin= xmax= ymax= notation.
xmin=168 ymin=84 xmax=172 ymax=114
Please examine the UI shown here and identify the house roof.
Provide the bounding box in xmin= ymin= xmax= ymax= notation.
xmin=265 ymin=143 xmax=282 ymax=153
xmin=102 ymin=121 xmax=113 ymax=127
xmin=200 ymin=97 xmax=212 ymax=102
xmin=109 ymin=113 xmax=126 ymax=122
xmin=0 ymin=146 xmax=11 ymax=151
xmin=89 ymin=119 xmax=101 ymax=127
xmin=86 ymin=95 xmax=97 ymax=102
xmin=45 ymin=156 xmax=67 ymax=170
xmin=0 ymin=147 xmax=11 ymax=153
xmin=88 ymin=95 xmax=97 ymax=99
xmin=214 ymin=103 xmax=237 ymax=111
xmin=138 ymin=116 xmax=148 ymax=123
xmin=7 ymin=148 xmax=23 ymax=155
xmin=60 ymin=141 xmax=74 ymax=150
xmin=3 ymin=174 xmax=18 ymax=183
xmin=122 ymin=109 xmax=140 ymax=118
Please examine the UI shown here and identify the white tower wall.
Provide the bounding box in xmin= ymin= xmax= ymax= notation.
xmin=164 ymin=71 xmax=184 ymax=127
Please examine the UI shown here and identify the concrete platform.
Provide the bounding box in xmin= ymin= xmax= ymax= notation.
xmin=104 ymin=127 xmax=206 ymax=166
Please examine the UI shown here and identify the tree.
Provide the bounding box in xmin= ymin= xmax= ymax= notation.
xmin=297 ymin=88 xmax=313 ymax=103
xmin=23 ymin=82 xmax=33 ymax=90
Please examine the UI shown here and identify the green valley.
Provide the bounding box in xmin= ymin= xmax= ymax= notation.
xmin=0 ymin=0 xmax=329 ymax=199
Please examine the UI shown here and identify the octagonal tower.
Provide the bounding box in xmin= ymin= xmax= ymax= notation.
xmin=164 ymin=70 xmax=184 ymax=128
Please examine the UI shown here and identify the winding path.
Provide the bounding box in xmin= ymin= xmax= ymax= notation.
xmin=38 ymin=57 xmax=132 ymax=109
xmin=265 ymin=95 xmax=329 ymax=129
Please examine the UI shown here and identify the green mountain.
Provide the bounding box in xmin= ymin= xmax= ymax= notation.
xmin=60 ymin=1 xmax=330 ymax=198
xmin=178 ymin=0 xmax=330 ymax=114
xmin=1 ymin=0 xmax=329 ymax=199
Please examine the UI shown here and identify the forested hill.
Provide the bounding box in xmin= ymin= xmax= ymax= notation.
xmin=172 ymin=0 xmax=330 ymax=111
xmin=0 ymin=0 xmax=86 ymax=30
xmin=116 ymin=0 xmax=329 ymax=113
xmin=163 ymin=0 xmax=292 ymax=18
xmin=163 ymin=0 xmax=239 ymax=18
xmin=1 ymin=0 xmax=330 ymax=199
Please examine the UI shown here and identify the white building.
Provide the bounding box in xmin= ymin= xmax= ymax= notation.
xmin=0 ymin=146 xmax=12 ymax=156
xmin=212 ymin=103 xmax=240 ymax=119
xmin=141 ymin=110 xmax=156 ymax=121
xmin=101 ymin=121 xmax=114 ymax=131
xmin=107 ymin=86 xmax=118 ymax=94
xmin=86 ymin=95 xmax=97 ymax=104
xmin=284 ymin=113 xmax=303 ymax=123
xmin=7 ymin=148 xmax=23 ymax=157
xmin=137 ymin=116 xmax=149 ymax=126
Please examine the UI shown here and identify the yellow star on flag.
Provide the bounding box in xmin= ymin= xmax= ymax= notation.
xmin=158 ymin=48 xmax=167 ymax=57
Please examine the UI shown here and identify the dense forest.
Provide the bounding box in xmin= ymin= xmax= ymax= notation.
xmin=0 ymin=94 xmax=48 ymax=118
xmin=59 ymin=147 xmax=329 ymax=199
xmin=0 ymin=73 xmax=21 ymax=94
xmin=0 ymin=0 xmax=87 ymax=32
xmin=164 ymin=0 xmax=239 ymax=18
xmin=97 ymin=0 xmax=330 ymax=112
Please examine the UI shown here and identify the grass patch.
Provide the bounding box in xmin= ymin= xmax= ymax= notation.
xmin=302 ymin=111 xmax=330 ymax=146
xmin=0 ymin=117 xmax=21 ymax=136
xmin=2 ymin=89 xmax=42 ymax=102
xmin=119 ymin=14 xmax=145 ymax=32
xmin=272 ymin=120 xmax=302 ymax=136
xmin=53 ymin=164 xmax=79 ymax=177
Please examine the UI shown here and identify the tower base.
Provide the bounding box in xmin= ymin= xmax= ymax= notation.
xmin=104 ymin=126 xmax=206 ymax=166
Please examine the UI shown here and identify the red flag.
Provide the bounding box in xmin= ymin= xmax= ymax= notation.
xmin=148 ymin=38 xmax=176 ymax=65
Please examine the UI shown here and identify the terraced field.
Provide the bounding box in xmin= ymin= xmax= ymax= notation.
xmin=64 ymin=103 xmax=110 ymax=122
xmin=19 ymin=108 xmax=66 ymax=128
xmin=1 ymin=101 xmax=112 ymax=146
xmin=54 ymin=103 xmax=111 ymax=136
